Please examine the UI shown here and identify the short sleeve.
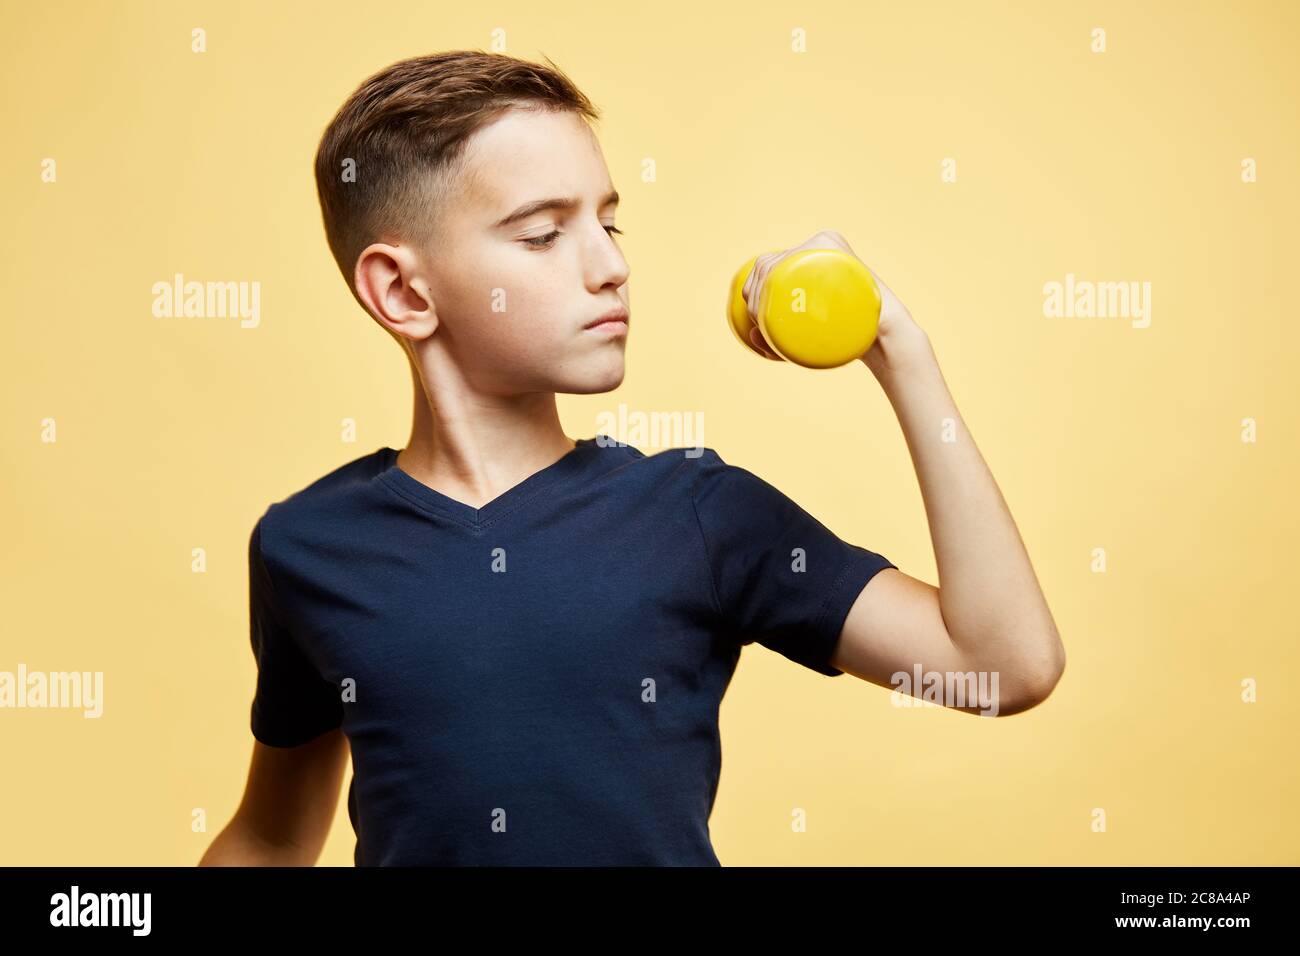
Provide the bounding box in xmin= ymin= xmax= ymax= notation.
xmin=247 ymin=514 xmax=343 ymax=746
xmin=690 ymin=450 xmax=896 ymax=676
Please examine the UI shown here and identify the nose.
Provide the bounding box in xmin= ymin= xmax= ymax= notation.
xmin=584 ymin=224 xmax=630 ymax=294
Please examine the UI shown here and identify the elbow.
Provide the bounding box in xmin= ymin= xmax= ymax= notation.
xmin=997 ymin=630 xmax=1066 ymax=716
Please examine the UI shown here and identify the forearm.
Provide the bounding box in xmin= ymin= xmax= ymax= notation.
xmin=867 ymin=334 xmax=1064 ymax=684
xmin=198 ymin=815 xmax=318 ymax=866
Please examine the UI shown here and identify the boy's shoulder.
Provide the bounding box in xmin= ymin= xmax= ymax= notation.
xmin=598 ymin=436 xmax=721 ymax=464
xmin=257 ymin=445 xmax=392 ymax=533
xmin=599 ymin=438 xmax=730 ymax=482
xmin=601 ymin=441 xmax=798 ymax=518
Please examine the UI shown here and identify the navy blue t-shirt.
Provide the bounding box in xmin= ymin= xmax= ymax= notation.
xmin=247 ymin=435 xmax=895 ymax=865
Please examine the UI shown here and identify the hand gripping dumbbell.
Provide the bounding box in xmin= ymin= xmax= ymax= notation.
xmin=726 ymin=247 xmax=882 ymax=369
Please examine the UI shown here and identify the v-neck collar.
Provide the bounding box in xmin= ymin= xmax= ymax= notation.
xmin=376 ymin=435 xmax=606 ymax=530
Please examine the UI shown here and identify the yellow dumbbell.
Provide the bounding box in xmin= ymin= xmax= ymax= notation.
xmin=726 ymin=248 xmax=882 ymax=369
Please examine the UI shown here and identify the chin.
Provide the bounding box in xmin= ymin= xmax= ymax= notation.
xmin=555 ymin=357 xmax=626 ymax=395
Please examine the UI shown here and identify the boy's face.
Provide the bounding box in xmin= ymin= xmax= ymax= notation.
xmin=418 ymin=107 xmax=630 ymax=396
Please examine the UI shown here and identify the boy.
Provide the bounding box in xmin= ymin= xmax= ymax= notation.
xmin=200 ymin=51 xmax=1063 ymax=867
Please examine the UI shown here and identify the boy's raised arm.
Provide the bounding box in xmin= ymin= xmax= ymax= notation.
xmin=744 ymin=231 xmax=1066 ymax=715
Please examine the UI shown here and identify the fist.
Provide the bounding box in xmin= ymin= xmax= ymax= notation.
xmin=741 ymin=230 xmax=927 ymax=373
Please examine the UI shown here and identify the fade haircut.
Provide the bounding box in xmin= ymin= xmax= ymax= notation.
xmin=313 ymin=50 xmax=600 ymax=303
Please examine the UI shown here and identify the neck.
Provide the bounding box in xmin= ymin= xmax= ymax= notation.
xmin=395 ymin=355 xmax=576 ymax=510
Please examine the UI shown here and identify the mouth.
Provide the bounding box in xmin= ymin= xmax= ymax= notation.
xmin=583 ymin=309 xmax=629 ymax=333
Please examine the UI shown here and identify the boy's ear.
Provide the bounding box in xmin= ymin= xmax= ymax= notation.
xmin=354 ymin=243 xmax=439 ymax=342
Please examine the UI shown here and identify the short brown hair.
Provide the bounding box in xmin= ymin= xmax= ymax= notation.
xmin=313 ymin=50 xmax=600 ymax=298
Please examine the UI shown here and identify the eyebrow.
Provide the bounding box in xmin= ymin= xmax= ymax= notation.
xmin=493 ymin=189 xmax=620 ymax=229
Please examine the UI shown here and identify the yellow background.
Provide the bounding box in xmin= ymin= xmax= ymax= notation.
xmin=2 ymin=0 xmax=1296 ymax=865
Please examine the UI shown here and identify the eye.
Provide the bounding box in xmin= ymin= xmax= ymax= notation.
xmin=522 ymin=225 xmax=624 ymax=250
xmin=523 ymin=229 xmax=561 ymax=249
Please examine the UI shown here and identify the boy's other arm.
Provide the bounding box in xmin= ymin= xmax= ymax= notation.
xmin=748 ymin=232 xmax=1065 ymax=715
xmin=198 ymin=728 xmax=349 ymax=866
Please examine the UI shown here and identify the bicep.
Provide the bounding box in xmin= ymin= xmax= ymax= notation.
xmin=829 ymin=568 xmax=972 ymax=691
